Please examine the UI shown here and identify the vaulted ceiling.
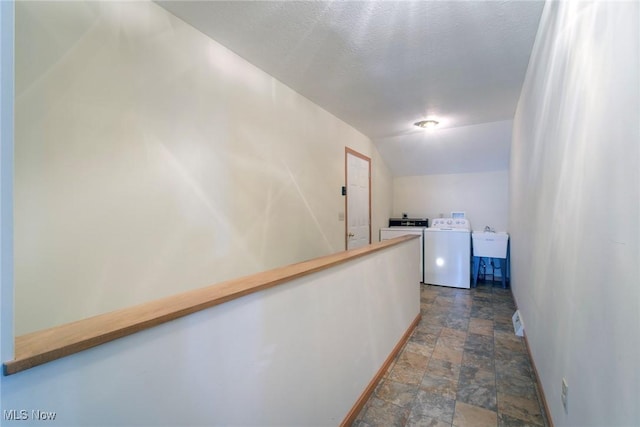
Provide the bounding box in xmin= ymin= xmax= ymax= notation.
xmin=157 ymin=0 xmax=545 ymax=176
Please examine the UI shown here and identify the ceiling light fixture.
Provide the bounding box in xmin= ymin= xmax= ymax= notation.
xmin=414 ymin=119 xmax=439 ymax=129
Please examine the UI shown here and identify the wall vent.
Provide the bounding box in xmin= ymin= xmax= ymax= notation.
xmin=512 ymin=310 xmax=524 ymax=336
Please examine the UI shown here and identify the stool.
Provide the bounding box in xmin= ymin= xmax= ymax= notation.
xmin=472 ymin=256 xmax=508 ymax=288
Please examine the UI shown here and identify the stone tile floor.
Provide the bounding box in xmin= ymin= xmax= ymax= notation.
xmin=353 ymin=282 xmax=550 ymax=427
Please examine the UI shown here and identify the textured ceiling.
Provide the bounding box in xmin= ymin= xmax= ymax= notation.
xmin=157 ymin=0 xmax=545 ymax=176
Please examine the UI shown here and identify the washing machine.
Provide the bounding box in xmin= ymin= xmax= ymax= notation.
xmin=423 ymin=218 xmax=471 ymax=288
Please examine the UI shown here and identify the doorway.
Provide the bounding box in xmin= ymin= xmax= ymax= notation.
xmin=345 ymin=148 xmax=371 ymax=250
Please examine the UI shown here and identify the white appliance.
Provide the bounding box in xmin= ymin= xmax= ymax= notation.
xmin=380 ymin=226 xmax=425 ymax=283
xmin=424 ymin=218 xmax=471 ymax=288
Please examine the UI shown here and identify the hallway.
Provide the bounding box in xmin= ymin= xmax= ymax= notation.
xmin=353 ymin=283 xmax=549 ymax=427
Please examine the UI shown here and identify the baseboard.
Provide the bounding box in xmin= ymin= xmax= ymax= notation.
xmin=340 ymin=313 xmax=421 ymax=427
xmin=523 ymin=329 xmax=554 ymax=427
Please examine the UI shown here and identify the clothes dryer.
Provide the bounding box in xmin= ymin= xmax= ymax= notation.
xmin=380 ymin=226 xmax=425 ymax=283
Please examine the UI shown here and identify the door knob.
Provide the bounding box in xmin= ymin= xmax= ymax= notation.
xmin=348 ymin=232 xmax=355 ymax=237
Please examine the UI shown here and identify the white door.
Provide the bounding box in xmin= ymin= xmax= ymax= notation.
xmin=345 ymin=148 xmax=371 ymax=250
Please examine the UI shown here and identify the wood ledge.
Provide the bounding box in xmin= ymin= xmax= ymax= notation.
xmin=3 ymin=235 xmax=419 ymax=375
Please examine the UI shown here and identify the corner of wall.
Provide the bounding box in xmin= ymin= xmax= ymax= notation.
xmin=0 ymin=0 xmax=15 ymax=364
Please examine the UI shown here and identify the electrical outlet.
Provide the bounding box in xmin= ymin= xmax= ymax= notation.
xmin=561 ymin=378 xmax=568 ymax=413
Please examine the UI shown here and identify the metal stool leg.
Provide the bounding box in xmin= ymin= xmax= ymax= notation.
xmin=499 ymin=259 xmax=506 ymax=288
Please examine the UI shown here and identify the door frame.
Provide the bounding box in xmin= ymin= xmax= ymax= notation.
xmin=344 ymin=147 xmax=372 ymax=250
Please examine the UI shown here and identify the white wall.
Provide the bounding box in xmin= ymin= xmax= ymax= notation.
xmin=1 ymin=0 xmax=15 ymax=380
xmin=13 ymin=1 xmax=392 ymax=334
xmin=510 ymin=2 xmax=639 ymax=426
xmin=2 ymin=238 xmax=420 ymax=427
xmin=393 ymin=170 xmax=509 ymax=232
xmin=372 ymin=149 xmax=394 ymax=239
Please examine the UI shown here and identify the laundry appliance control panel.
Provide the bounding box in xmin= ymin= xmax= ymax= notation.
xmin=430 ymin=218 xmax=470 ymax=230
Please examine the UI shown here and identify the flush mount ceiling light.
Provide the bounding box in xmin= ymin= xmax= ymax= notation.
xmin=414 ymin=119 xmax=439 ymax=129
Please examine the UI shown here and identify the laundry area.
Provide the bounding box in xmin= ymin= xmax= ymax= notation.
xmin=387 ymin=170 xmax=511 ymax=289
